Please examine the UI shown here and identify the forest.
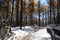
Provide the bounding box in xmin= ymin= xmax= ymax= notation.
xmin=0 ymin=0 xmax=60 ymax=40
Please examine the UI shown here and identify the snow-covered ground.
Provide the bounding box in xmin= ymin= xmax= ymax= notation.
xmin=7 ymin=26 xmax=51 ymax=40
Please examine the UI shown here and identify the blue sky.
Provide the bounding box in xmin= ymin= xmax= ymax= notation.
xmin=36 ymin=0 xmax=48 ymax=5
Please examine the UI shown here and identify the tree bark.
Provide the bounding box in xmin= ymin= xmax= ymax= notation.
xmin=57 ymin=0 xmax=60 ymax=24
xmin=16 ymin=0 xmax=19 ymax=26
xmin=20 ymin=0 xmax=23 ymax=29
xmin=30 ymin=3 xmax=34 ymax=26
xmin=11 ymin=0 xmax=14 ymax=26
xmin=7 ymin=0 xmax=9 ymax=19
xmin=38 ymin=0 xmax=40 ymax=26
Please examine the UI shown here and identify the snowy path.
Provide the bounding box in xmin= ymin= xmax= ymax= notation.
xmin=30 ymin=28 xmax=51 ymax=40
xmin=7 ymin=26 xmax=51 ymax=40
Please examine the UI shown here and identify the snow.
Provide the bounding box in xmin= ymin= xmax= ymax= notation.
xmin=34 ymin=28 xmax=51 ymax=38
xmin=12 ymin=30 xmax=29 ymax=37
xmin=30 ymin=28 xmax=51 ymax=40
xmin=7 ymin=26 xmax=51 ymax=40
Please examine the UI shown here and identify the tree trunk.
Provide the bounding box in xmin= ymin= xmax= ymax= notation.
xmin=6 ymin=0 xmax=9 ymax=19
xmin=30 ymin=3 xmax=34 ymax=26
xmin=26 ymin=16 xmax=27 ymax=25
xmin=47 ymin=5 xmax=49 ymax=25
xmin=16 ymin=0 xmax=19 ymax=26
xmin=49 ymin=0 xmax=52 ymax=24
xmin=53 ymin=4 xmax=55 ymax=24
xmin=30 ymin=11 xmax=33 ymax=26
xmin=38 ymin=0 xmax=40 ymax=26
xmin=57 ymin=0 xmax=60 ymax=24
xmin=0 ymin=1 xmax=1 ymax=12
xmin=20 ymin=0 xmax=23 ymax=29
xmin=11 ymin=0 xmax=14 ymax=26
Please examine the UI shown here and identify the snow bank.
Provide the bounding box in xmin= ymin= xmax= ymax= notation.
xmin=12 ymin=30 xmax=29 ymax=37
xmin=29 ymin=28 xmax=51 ymax=40
xmin=7 ymin=29 xmax=29 ymax=40
xmin=7 ymin=27 xmax=51 ymax=40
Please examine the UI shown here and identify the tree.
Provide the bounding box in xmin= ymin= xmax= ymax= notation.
xmin=11 ymin=0 xmax=14 ymax=26
xmin=52 ymin=0 xmax=57 ymax=24
xmin=16 ymin=0 xmax=20 ymax=26
xmin=38 ymin=0 xmax=41 ymax=26
xmin=23 ymin=0 xmax=26 ymax=26
xmin=0 ymin=0 xmax=2 ymax=17
xmin=47 ymin=0 xmax=54 ymax=24
xmin=57 ymin=0 xmax=60 ymax=24
xmin=41 ymin=5 xmax=46 ymax=26
xmin=48 ymin=0 xmax=57 ymax=24
xmin=20 ymin=0 xmax=23 ymax=29
xmin=25 ymin=8 xmax=30 ymax=25
xmin=29 ymin=0 xmax=36 ymax=26
xmin=6 ymin=0 xmax=9 ymax=19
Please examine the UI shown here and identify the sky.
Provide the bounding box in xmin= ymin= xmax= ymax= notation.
xmin=36 ymin=0 xmax=48 ymax=5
